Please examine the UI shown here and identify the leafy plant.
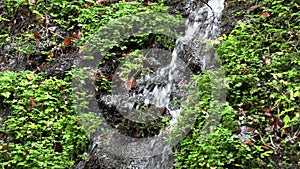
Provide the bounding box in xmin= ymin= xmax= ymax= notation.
xmin=175 ymin=0 xmax=299 ymax=168
xmin=0 ymin=71 xmax=89 ymax=168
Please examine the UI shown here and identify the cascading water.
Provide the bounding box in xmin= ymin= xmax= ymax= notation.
xmin=73 ymin=0 xmax=224 ymax=168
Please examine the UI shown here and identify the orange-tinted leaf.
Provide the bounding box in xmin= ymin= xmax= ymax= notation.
xmin=87 ymin=155 xmax=93 ymax=161
xmin=33 ymin=32 xmax=41 ymax=40
xmin=47 ymin=52 xmax=54 ymax=59
xmin=243 ymin=68 xmax=249 ymax=75
xmin=244 ymin=140 xmax=254 ymax=145
xmin=30 ymin=97 xmax=36 ymax=108
xmin=261 ymin=145 xmax=270 ymax=150
xmin=125 ymin=78 xmax=136 ymax=91
xmin=260 ymin=12 xmax=271 ymax=19
xmin=63 ymin=37 xmax=73 ymax=46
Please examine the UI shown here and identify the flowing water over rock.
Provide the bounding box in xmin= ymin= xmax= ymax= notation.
xmin=74 ymin=0 xmax=224 ymax=168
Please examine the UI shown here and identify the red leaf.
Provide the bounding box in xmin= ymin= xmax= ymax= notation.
xmin=243 ymin=68 xmax=249 ymax=75
xmin=144 ymin=2 xmax=150 ymax=6
xmin=273 ymin=117 xmax=281 ymax=131
xmin=104 ymin=75 xmax=114 ymax=81
xmin=47 ymin=52 xmax=54 ymax=59
xmin=241 ymin=104 xmax=251 ymax=111
xmin=60 ymin=46 xmax=66 ymax=53
xmin=284 ymin=128 xmax=289 ymax=134
xmin=93 ymin=72 xmax=102 ymax=79
xmin=24 ymin=149 xmax=29 ymax=155
xmin=124 ymin=78 xmax=136 ymax=91
xmin=2 ymin=144 xmax=9 ymax=150
xmin=33 ymin=32 xmax=41 ymax=40
xmin=30 ymin=97 xmax=36 ymax=108
xmin=54 ymin=142 xmax=63 ymax=152
xmin=58 ymin=86 xmax=65 ymax=91
xmin=63 ymin=37 xmax=73 ymax=46
xmin=27 ymin=61 xmax=36 ymax=68
xmin=86 ymin=2 xmax=93 ymax=6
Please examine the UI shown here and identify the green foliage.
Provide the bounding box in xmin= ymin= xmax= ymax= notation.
xmin=174 ymin=72 xmax=265 ymax=168
xmin=0 ymin=71 xmax=89 ymax=168
xmin=0 ymin=0 xmax=173 ymax=70
xmin=175 ymin=0 xmax=299 ymax=168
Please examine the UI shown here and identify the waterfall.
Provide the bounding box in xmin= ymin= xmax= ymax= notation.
xmin=73 ymin=0 xmax=224 ymax=168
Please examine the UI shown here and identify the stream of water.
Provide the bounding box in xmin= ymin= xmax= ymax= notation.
xmin=73 ymin=0 xmax=224 ymax=168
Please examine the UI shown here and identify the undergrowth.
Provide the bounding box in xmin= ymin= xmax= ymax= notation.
xmin=175 ymin=0 xmax=299 ymax=168
xmin=0 ymin=71 xmax=89 ymax=168
xmin=0 ymin=0 xmax=176 ymax=168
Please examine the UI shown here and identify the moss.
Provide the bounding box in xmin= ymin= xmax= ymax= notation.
xmin=175 ymin=0 xmax=300 ymax=168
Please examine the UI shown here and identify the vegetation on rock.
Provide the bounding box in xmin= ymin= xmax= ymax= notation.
xmin=174 ymin=0 xmax=299 ymax=168
xmin=0 ymin=0 xmax=299 ymax=168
